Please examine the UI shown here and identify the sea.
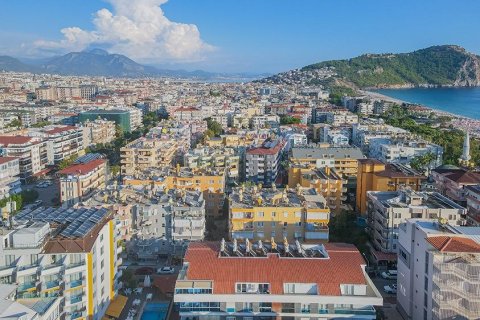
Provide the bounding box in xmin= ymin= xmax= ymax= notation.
xmin=375 ymin=87 xmax=480 ymax=120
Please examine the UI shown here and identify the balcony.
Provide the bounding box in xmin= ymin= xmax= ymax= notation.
xmin=65 ymin=263 xmax=85 ymax=275
xmin=231 ymin=231 xmax=254 ymax=239
xmin=70 ymin=311 xmax=86 ymax=320
xmin=68 ymin=278 xmax=85 ymax=289
xmin=41 ymin=264 xmax=63 ymax=276
xmin=18 ymin=281 xmax=38 ymax=292
xmin=17 ymin=264 xmax=40 ymax=277
xmin=0 ymin=265 xmax=16 ymax=277
xmin=334 ymin=306 xmax=376 ymax=316
xmin=69 ymin=295 xmax=84 ymax=305
xmin=43 ymin=280 xmax=61 ymax=291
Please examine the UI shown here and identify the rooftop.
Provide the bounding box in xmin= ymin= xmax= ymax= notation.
xmin=182 ymin=241 xmax=370 ymax=295
xmin=427 ymin=236 xmax=480 ymax=253
xmin=58 ymin=159 xmax=106 ymax=176
xmin=230 ymin=186 xmax=328 ymax=209
xmin=291 ymin=146 xmax=364 ymax=160
xmin=247 ymin=139 xmax=285 ymax=155
xmin=368 ymin=190 xmax=465 ymax=210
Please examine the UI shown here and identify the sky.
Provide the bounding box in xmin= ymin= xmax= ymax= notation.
xmin=1 ymin=0 xmax=480 ymax=73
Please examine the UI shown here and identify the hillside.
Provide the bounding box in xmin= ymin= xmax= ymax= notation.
xmin=0 ymin=56 xmax=41 ymax=73
xmin=302 ymin=45 xmax=480 ymax=88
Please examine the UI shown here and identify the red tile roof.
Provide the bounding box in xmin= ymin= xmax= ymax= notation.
xmin=0 ymin=136 xmax=33 ymax=146
xmin=184 ymin=242 xmax=367 ymax=295
xmin=0 ymin=156 xmax=18 ymax=164
xmin=58 ymin=159 xmax=106 ymax=176
xmin=426 ymin=236 xmax=480 ymax=253
xmin=44 ymin=126 xmax=78 ymax=135
xmin=247 ymin=140 xmax=285 ymax=156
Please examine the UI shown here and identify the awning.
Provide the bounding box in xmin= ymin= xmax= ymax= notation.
xmin=371 ymin=250 xmax=397 ymax=262
xmin=105 ymin=294 xmax=128 ymax=318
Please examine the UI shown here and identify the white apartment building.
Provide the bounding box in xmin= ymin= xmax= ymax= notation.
xmin=28 ymin=126 xmax=85 ymax=164
xmin=0 ymin=157 xmax=21 ymax=200
xmin=0 ymin=206 xmax=123 ymax=320
xmin=210 ymin=115 xmax=229 ymax=129
xmin=250 ymin=114 xmax=280 ymax=129
xmin=326 ymin=111 xmax=359 ymax=126
xmin=174 ymin=241 xmax=383 ymax=319
xmin=397 ymin=219 xmax=480 ymax=320
xmin=0 ymin=136 xmax=49 ymax=182
xmin=245 ymin=139 xmax=285 ymax=185
xmin=81 ymin=119 xmax=116 ymax=146
xmin=371 ymin=141 xmax=443 ymax=168
xmin=367 ymin=190 xmax=467 ymax=253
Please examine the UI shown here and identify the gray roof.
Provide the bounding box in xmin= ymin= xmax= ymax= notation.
xmin=291 ymin=146 xmax=364 ymax=159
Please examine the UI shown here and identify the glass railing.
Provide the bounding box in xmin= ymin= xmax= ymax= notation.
xmin=69 ymin=279 xmax=83 ymax=288
xmin=334 ymin=307 xmax=376 ymax=315
xmin=45 ymin=280 xmax=60 ymax=289
xmin=18 ymin=281 xmax=37 ymax=291
xmin=70 ymin=295 xmax=83 ymax=304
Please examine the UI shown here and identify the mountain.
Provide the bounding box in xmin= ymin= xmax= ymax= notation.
xmin=303 ymin=45 xmax=480 ymax=88
xmin=0 ymin=56 xmax=41 ymax=73
xmin=260 ymin=45 xmax=480 ymax=89
xmin=0 ymin=49 xmax=268 ymax=80
xmin=41 ymin=49 xmax=158 ymax=77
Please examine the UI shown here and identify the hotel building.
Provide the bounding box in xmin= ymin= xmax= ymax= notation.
xmin=174 ymin=241 xmax=383 ymax=319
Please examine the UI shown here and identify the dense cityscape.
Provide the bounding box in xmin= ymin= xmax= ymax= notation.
xmin=0 ymin=69 xmax=478 ymax=320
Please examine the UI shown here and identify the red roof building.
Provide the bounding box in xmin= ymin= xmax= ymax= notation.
xmin=173 ymin=241 xmax=382 ymax=318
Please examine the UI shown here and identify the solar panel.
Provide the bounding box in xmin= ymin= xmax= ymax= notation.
xmin=88 ymin=208 xmax=108 ymax=223
xmin=60 ymin=219 xmax=84 ymax=237
xmin=72 ymin=220 xmax=96 ymax=237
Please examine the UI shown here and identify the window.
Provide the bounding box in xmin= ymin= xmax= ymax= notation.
xmin=257 ymin=222 xmax=264 ymax=228
xmin=257 ymin=212 xmax=264 ymax=218
xmin=100 ymin=274 xmax=104 ymax=283
xmin=424 ymin=276 xmax=428 ymax=291
xmin=283 ymin=212 xmax=288 ymax=218
xmin=5 ymin=255 xmax=15 ymax=266
xmin=271 ymin=211 xmax=276 ymax=217
xmin=271 ymin=222 xmax=276 ymax=227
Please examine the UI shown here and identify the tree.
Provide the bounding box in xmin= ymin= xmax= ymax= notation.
xmin=7 ymin=118 xmax=22 ymax=128
xmin=206 ymin=118 xmax=223 ymax=136
xmin=410 ymin=152 xmax=436 ymax=172
xmin=280 ymin=115 xmax=301 ymax=125
xmin=58 ymin=155 xmax=78 ymax=170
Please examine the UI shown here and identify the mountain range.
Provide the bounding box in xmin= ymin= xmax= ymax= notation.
xmin=0 ymin=49 xmax=268 ymax=80
xmin=262 ymin=45 xmax=480 ymax=89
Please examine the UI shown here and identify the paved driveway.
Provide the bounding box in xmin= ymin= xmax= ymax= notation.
xmin=23 ymin=180 xmax=60 ymax=206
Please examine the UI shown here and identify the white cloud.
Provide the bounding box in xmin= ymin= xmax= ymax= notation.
xmin=34 ymin=0 xmax=215 ymax=62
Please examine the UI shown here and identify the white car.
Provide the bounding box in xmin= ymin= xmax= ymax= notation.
xmin=384 ymin=284 xmax=397 ymax=294
xmin=157 ymin=266 xmax=175 ymax=274
xmin=381 ymin=270 xmax=398 ymax=280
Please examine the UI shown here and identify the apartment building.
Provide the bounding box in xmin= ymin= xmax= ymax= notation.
xmin=81 ymin=119 xmax=116 ymax=146
xmin=368 ymin=140 xmax=443 ymax=168
xmin=326 ymin=110 xmax=359 ymax=126
xmin=466 ymin=185 xmax=480 ymax=225
xmin=250 ymin=114 xmax=280 ymax=129
xmin=0 ymin=136 xmax=49 ymax=182
xmin=0 ymin=284 xmax=39 ymax=320
xmin=58 ymin=159 xmax=107 ymax=207
xmin=290 ymin=146 xmax=365 ymax=178
xmin=120 ymin=138 xmax=177 ymax=176
xmin=431 ymin=166 xmax=480 ymax=207
xmin=367 ymin=190 xmax=467 ymax=253
xmin=174 ymin=241 xmax=382 ymax=319
xmin=229 ymin=186 xmax=330 ymax=242
xmin=288 ymin=165 xmax=346 ymax=215
xmin=124 ymin=166 xmax=225 ymax=217
xmin=245 ymin=139 xmax=285 ymax=185
xmin=134 ymin=189 xmax=206 ymax=242
xmin=0 ymin=157 xmax=21 ymax=200
xmin=210 ymin=115 xmax=229 ymax=128
xmin=79 ymin=85 xmax=98 ymax=100
xmin=183 ymin=146 xmax=240 ymax=185
xmin=0 ymin=206 xmax=122 ymax=320
xmin=30 ymin=126 xmax=85 ymax=164
xmin=397 ymin=219 xmax=480 ymax=320
xmin=356 ymin=159 xmax=426 ymax=214
xmin=172 ymin=107 xmax=204 ymax=122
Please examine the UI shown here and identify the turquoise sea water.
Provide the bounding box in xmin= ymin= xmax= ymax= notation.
xmin=375 ymin=87 xmax=480 ymax=119
xmin=140 ymin=302 xmax=169 ymax=320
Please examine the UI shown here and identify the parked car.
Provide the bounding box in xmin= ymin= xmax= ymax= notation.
xmin=383 ymin=284 xmax=397 ymax=294
xmin=34 ymin=199 xmax=43 ymax=206
xmin=381 ymin=270 xmax=398 ymax=280
xmin=157 ymin=266 xmax=175 ymax=274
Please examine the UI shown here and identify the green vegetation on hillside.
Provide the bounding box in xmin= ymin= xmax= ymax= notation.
xmin=280 ymin=115 xmax=301 ymax=125
xmin=303 ymin=45 xmax=477 ymax=88
xmin=382 ymin=106 xmax=480 ymax=166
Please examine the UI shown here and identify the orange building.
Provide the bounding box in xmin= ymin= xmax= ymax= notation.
xmin=356 ymin=159 xmax=426 ymax=215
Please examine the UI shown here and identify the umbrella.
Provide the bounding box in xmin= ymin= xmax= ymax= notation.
xmin=144 ymin=275 xmax=151 ymax=288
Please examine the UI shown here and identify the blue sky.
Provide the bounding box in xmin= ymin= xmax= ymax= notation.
xmin=1 ymin=0 xmax=479 ymax=73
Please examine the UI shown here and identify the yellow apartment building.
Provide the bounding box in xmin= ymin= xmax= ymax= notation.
xmin=288 ymin=165 xmax=346 ymax=215
xmin=229 ymin=185 xmax=330 ymax=242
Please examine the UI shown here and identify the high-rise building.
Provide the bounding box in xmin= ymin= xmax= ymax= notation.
xmin=245 ymin=139 xmax=285 ymax=185
xmin=397 ymin=219 xmax=480 ymax=320
xmin=0 ymin=206 xmax=123 ymax=320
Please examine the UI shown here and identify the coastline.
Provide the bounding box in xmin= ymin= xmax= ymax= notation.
xmin=360 ymin=89 xmax=480 ymax=137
